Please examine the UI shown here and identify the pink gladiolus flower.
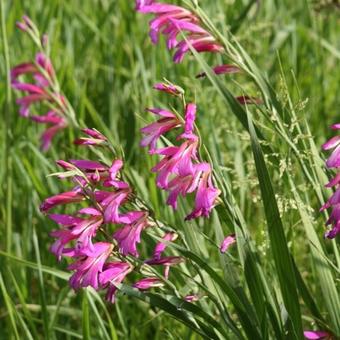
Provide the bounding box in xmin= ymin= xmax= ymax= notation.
xmin=321 ymin=123 xmax=340 ymax=239
xmin=68 ymin=242 xmax=113 ymax=290
xmin=196 ymin=64 xmax=240 ymax=78
xmin=145 ymin=255 xmax=184 ymax=266
xmin=113 ymin=212 xmax=149 ymax=257
xmin=303 ymin=330 xmax=332 ymax=339
xmin=74 ymin=128 xmax=107 ymax=146
xmin=320 ymin=178 xmax=340 ymax=239
xmin=220 ymin=234 xmax=236 ymax=253
xmin=153 ymin=232 xmax=178 ymax=259
xmin=136 ymin=2 xmax=223 ymax=63
xmin=99 ymin=262 xmax=132 ymax=303
xmin=40 ymin=191 xmax=85 ymax=213
xmin=133 ymin=277 xmax=164 ymax=290
xmin=186 ymin=168 xmax=221 ymax=220
xmin=145 ymin=232 xmax=181 ymax=279
xmin=153 ymin=82 xmax=184 ymax=96
xmin=166 ymin=163 xmax=208 ymax=210
xmin=140 ymin=108 xmax=181 ymax=153
xmin=145 ymin=256 xmax=184 ymax=279
xmin=49 ymin=209 xmax=103 ymax=259
xmin=152 ymin=140 xmax=199 ymax=189
xmin=95 ymin=188 xmax=131 ymax=223
xmin=103 ymin=160 xmax=129 ymax=189
xmin=48 ymin=214 xmax=83 ymax=260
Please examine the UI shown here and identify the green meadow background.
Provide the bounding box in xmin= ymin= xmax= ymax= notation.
xmin=0 ymin=0 xmax=339 ymax=339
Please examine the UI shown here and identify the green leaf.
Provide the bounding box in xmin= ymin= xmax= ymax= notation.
xmin=247 ymin=112 xmax=303 ymax=338
xmin=118 ymin=284 xmax=220 ymax=339
xmin=176 ymin=246 xmax=262 ymax=339
xmin=289 ymin=178 xmax=340 ymax=335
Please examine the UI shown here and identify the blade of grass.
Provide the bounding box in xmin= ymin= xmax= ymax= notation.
xmin=86 ymin=289 xmax=112 ymax=340
xmin=247 ymin=111 xmax=303 ymax=338
xmin=0 ymin=251 xmax=69 ymax=280
xmin=8 ymin=269 xmax=39 ymax=339
xmin=289 ymin=178 xmax=340 ymax=335
xmin=32 ymin=227 xmax=51 ymax=339
xmin=118 ymin=284 xmax=220 ymax=340
xmin=0 ymin=272 xmax=20 ymax=339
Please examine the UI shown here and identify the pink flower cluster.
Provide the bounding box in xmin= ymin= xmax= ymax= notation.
xmin=141 ymin=84 xmax=221 ymax=220
xmin=321 ymin=123 xmax=340 ymax=239
xmin=11 ymin=51 xmax=68 ymax=151
xmin=11 ymin=17 xmax=70 ymax=151
xmin=136 ymin=2 xmax=262 ymax=105
xmin=136 ymin=1 xmax=223 ymax=63
xmin=40 ymin=129 xmax=182 ymax=302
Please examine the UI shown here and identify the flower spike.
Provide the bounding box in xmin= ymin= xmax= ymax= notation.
xmin=136 ymin=1 xmax=223 ymax=63
xmin=321 ymin=123 xmax=340 ymax=239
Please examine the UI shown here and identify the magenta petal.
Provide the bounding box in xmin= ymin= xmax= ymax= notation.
xmin=49 ymin=214 xmax=83 ymax=226
xmin=70 ymin=159 xmax=108 ymax=171
xmin=138 ymin=4 xmax=188 ymax=14
xmin=184 ymin=103 xmax=196 ymax=134
xmin=41 ymin=124 xmax=65 ymax=151
xmin=10 ymin=63 xmax=36 ymax=79
xmin=35 ymin=52 xmax=55 ymax=77
xmin=81 ymin=128 xmax=107 ymax=140
xmin=146 ymin=108 xmax=177 ymax=118
xmin=153 ymin=83 xmax=183 ymax=96
xmin=78 ymin=207 xmax=102 ymax=216
xmin=133 ymin=277 xmax=163 ymax=290
xmin=185 ymin=170 xmax=220 ymax=220
xmin=40 ymin=191 xmax=84 ymax=213
xmin=113 ymin=217 xmax=147 ymax=257
xmin=326 ymin=146 xmax=340 ymax=168
xmin=135 ymin=0 xmax=154 ymax=10
xmin=11 ymin=82 xmax=45 ymax=94
xmin=68 ymin=242 xmax=113 ymax=290
xmin=99 ymin=262 xmax=131 ymax=303
xmin=196 ymin=64 xmax=240 ymax=78
xmin=169 ymin=18 xmax=208 ymax=35
xmin=220 ymin=234 xmax=236 ymax=253
xmin=145 ymin=256 xmax=184 ymax=266
xmin=303 ymin=330 xmax=331 ymax=339
xmin=31 ymin=111 xmax=64 ymax=124
xmin=325 ymin=173 xmax=340 ymax=188
xmin=322 ymin=136 xmax=340 ymax=151
xmin=153 ymin=233 xmax=178 ymax=259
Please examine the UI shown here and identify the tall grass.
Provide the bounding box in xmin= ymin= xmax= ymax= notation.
xmin=0 ymin=0 xmax=339 ymax=339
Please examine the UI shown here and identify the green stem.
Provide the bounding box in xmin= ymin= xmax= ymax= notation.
xmin=1 ymin=0 xmax=13 ymax=253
